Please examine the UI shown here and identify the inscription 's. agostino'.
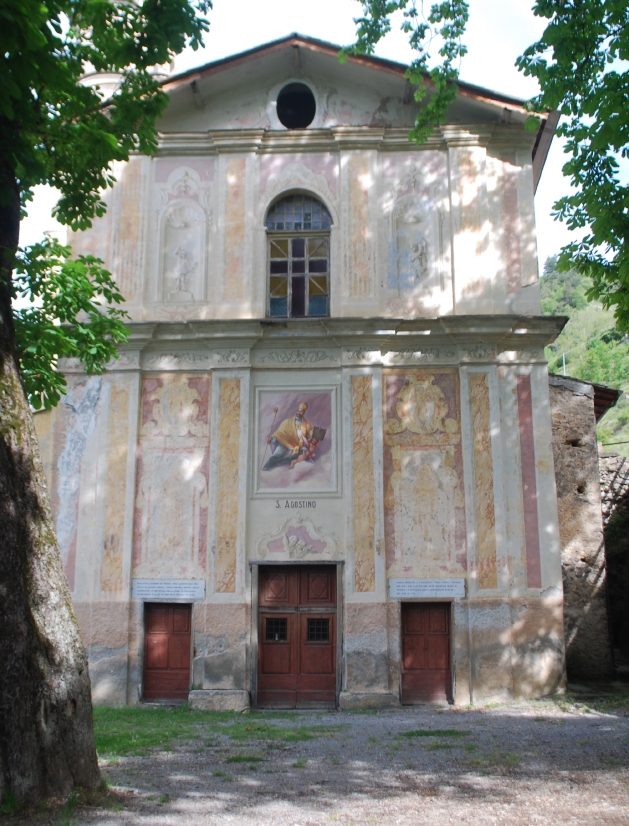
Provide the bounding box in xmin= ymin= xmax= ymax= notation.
xmin=276 ymin=500 xmax=317 ymax=509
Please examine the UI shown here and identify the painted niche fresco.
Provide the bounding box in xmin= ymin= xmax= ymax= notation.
xmin=256 ymin=390 xmax=335 ymax=494
xmin=133 ymin=374 xmax=210 ymax=578
xmin=256 ymin=514 xmax=340 ymax=560
xmin=383 ymin=369 xmax=467 ymax=578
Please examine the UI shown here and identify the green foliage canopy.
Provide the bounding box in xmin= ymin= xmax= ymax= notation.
xmin=343 ymin=1 xmax=469 ymax=143
xmin=517 ymin=0 xmax=629 ymax=332
xmin=348 ymin=0 xmax=629 ymax=330
xmin=13 ymin=239 xmax=129 ymax=409
xmin=0 ymin=0 xmax=211 ymax=405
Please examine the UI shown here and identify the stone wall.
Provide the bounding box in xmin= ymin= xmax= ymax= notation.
xmin=599 ymin=452 xmax=629 ymax=526
xmin=549 ymin=377 xmax=613 ymax=679
xmin=599 ymin=452 xmax=629 ymax=665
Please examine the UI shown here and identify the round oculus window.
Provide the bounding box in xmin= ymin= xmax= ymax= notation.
xmin=276 ymin=82 xmax=316 ymax=129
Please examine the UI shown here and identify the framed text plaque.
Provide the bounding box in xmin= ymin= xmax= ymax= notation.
xmin=388 ymin=578 xmax=465 ymax=599
xmin=132 ymin=579 xmax=205 ymax=601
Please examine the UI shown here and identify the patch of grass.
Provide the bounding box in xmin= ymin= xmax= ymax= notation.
xmin=93 ymin=706 xmax=345 ymax=758
xmin=159 ymin=794 xmax=171 ymax=804
xmin=225 ymin=755 xmax=263 ymax=764
xmin=293 ymin=758 xmax=307 ymax=768
xmin=0 ymin=792 xmax=18 ymax=815
xmin=331 ymin=757 xmax=341 ymax=766
xmin=541 ymin=691 xmax=629 ymax=716
xmin=426 ymin=741 xmax=455 ymax=750
xmin=470 ymin=750 xmax=522 ymax=770
xmin=58 ymin=793 xmax=79 ymax=826
xmin=399 ymin=729 xmax=470 ymax=739
xmin=464 ymin=743 xmax=477 ymax=753
xmin=212 ymin=770 xmax=233 ymax=780
xmin=602 ymin=756 xmax=624 ymax=766
xmin=368 ymin=736 xmax=377 ymax=744
xmin=501 ymin=752 xmax=522 ymax=767
xmin=225 ymin=722 xmax=346 ymax=744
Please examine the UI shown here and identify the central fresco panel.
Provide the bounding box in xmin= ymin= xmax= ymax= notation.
xmin=383 ymin=368 xmax=467 ymax=578
xmin=255 ymin=389 xmax=336 ymax=495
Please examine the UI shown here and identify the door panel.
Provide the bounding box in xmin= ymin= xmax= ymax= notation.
xmin=257 ymin=566 xmax=337 ymax=709
xmin=146 ymin=635 xmax=169 ymax=670
xmin=401 ymin=603 xmax=452 ymax=704
xmin=143 ymin=603 xmax=192 ymax=701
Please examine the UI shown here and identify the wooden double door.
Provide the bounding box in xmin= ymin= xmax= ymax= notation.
xmin=143 ymin=603 xmax=192 ymax=701
xmin=257 ymin=565 xmax=337 ymax=709
xmin=401 ymin=602 xmax=452 ymax=704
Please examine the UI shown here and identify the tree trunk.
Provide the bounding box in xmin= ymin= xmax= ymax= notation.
xmin=0 ymin=175 xmax=100 ymax=805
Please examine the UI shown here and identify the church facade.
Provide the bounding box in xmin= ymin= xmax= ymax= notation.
xmin=35 ymin=35 xmax=566 ymax=708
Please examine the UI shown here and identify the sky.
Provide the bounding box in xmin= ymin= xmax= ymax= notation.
xmin=20 ymin=0 xmax=576 ymax=272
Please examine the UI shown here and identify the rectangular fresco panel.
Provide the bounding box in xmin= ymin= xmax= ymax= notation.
xmin=133 ymin=374 xmax=210 ymax=579
xmin=216 ymin=378 xmax=241 ymax=593
xmin=51 ymin=375 xmax=103 ymax=591
xmin=517 ymin=374 xmax=542 ymax=588
xmin=352 ymin=375 xmax=376 ymax=592
xmin=255 ymin=389 xmax=336 ymax=494
xmin=470 ymin=373 xmax=498 ymax=589
xmin=383 ymin=369 xmax=467 ymax=579
xmin=101 ymin=382 xmax=131 ymax=593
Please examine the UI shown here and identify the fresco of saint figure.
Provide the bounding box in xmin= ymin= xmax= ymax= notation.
xmin=262 ymin=401 xmax=327 ymax=471
xmin=257 ymin=391 xmax=334 ymax=493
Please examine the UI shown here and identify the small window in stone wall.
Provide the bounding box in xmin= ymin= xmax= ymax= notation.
xmin=266 ymin=195 xmax=331 ymax=319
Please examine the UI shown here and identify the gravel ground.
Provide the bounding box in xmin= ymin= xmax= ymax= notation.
xmin=7 ymin=692 xmax=629 ymax=825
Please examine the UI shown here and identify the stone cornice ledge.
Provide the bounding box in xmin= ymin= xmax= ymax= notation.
xmin=154 ymin=123 xmax=535 ymax=156
xmin=120 ymin=315 xmax=567 ymax=350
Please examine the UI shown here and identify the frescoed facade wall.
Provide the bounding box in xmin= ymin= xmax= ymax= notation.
xmin=34 ymin=36 xmax=568 ymax=708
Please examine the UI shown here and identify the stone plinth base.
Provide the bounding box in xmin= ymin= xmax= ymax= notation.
xmin=339 ymin=691 xmax=399 ymax=710
xmin=188 ymin=689 xmax=250 ymax=711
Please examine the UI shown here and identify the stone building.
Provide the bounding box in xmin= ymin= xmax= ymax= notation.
xmin=34 ymin=35 xmax=567 ymax=709
xmin=548 ymin=375 xmax=620 ymax=680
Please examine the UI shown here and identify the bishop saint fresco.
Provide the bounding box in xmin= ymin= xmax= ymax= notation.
xmin=262 ymin=401 xmax=324 ymax=471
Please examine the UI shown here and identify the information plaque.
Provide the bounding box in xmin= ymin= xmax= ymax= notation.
xmin=388 ymin=578 xmax=465 ymax=599
xmin=131 ymin=579 xmax=205 ymax=601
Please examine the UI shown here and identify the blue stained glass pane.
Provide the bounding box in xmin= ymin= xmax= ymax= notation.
xmin=269 ymin=297 xmax=288 ymax=317
xmin=266 ymin=195 xmax=332 ymax=230
xmin=308 ymin=295 xmax=328 ymax=316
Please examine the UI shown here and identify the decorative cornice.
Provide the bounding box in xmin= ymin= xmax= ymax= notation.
xmin=332 ymin=126 xmax=385 ymax=150
xmin=119 ymin=315 xmax=566 ymax=348
xmin=256 ymin=348 xmax=336 ymax=365
xmin=142 ymin=351 xmax=212 ymax=370
xmin=156 ymin=131 xmax=216 ymax=156
xmin=154 ymin=123 xmax=533 ymax=158
xmin=210 ymin=129 xmax=266 ymax=153
xmin=258 ymin=129 xmax=337 ymax=154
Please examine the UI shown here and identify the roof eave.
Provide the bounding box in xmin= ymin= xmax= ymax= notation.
xmin=164 ymin=33 xmax=531 ymax=111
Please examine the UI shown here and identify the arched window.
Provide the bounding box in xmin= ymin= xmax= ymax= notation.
xmin=266 ymin=194 xmax=332 ymax=318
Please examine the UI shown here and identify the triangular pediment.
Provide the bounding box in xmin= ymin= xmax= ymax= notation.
xmin=159 ymin=33 xmax=533 ymax=134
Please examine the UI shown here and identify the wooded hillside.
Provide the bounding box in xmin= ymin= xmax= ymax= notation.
xmin=542 ymin=258 xmax=629 ymax=457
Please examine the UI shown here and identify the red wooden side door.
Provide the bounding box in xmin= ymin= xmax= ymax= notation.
xmin=143 ymin=603 xmax=192 ymax=701
xmin=257 ymin=566 xmax=336 ymax=709
xmin=401 ymin=603 xmax=452 ymax=704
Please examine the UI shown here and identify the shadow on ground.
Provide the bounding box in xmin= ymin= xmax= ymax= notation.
xmin=5 ymin=689 xmax=629 ymax=825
